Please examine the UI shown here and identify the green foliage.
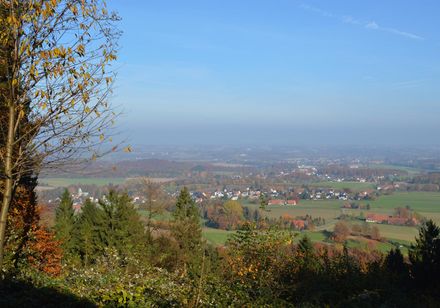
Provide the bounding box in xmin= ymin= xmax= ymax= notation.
xmin=259 ymin=193 xmax=267 ymax=211
xmin=98 ymin=191 xmax=147 ymax=259
xmin=297 ymin=234 xmax=313 ymax=255
xmin=72 ymin=190 xmax=146 ymax=266
xmin=409 ymin=219 xmax=440 ymax=294
xmin=171 ymin=187 xmax=202 ymax=275
xmin=54 ymin=189 xmax=76 ymax=256
xmin=74 ymin=199 xmax=102 ymax=265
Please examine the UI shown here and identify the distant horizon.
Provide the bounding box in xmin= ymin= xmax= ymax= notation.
xmin=126 ymin=143 xmax=440 ymax=149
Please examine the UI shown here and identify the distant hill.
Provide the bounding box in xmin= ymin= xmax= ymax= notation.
xmin=41 ymin=158 xmax=255 ymax=178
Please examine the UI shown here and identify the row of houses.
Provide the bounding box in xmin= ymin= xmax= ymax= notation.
xmin=192 ymin=188 xmax=282 ymax=203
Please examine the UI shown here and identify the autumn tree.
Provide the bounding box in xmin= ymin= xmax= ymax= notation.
xmin=0 ymin=2 xmax=39 ymax=270
xmin=370 ymin=225 xmax=381 ymax=241
xmin=0 ymin=0 xmax=120 ymax=269
xmin=27 ymin=226 xmax=63 ymax=276
xmin=1 ymin=25 xmax=59 ymax=269
xmin=224 ymin=223 xmax=292 ymax=302
xmin=223 ymin=200 xmax=243 ymax=230
xmin=333 ymin=221 xmax=350 ymax=243
xmin=171 ymin=187 xmax=202 ymax=276
xmin=54 ymin=189 xmax=76 ymax=256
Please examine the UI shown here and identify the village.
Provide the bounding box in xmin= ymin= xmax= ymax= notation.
xmin=47 ymin=181 xmax=421 ymax=229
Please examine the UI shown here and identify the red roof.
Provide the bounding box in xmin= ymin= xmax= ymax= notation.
xmin=268 ymin=199 xmax=285 ymax=205
xmin=366 ymin=214 xmax=388 ymax=222
xmin=286 ymin=200 xmax=297 ymax=205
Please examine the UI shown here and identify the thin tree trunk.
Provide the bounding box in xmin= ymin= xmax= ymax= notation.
xmin=0 ymin=104 xmax=16 ymax=270
xmin=0 ymin=1 xmax=18 ymax=269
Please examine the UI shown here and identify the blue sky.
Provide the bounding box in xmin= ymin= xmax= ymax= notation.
xmin=108 ymin=0 xmax=440 ymax=145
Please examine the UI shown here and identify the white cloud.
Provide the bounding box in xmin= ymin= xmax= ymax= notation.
xmin=300 ymin=3 xmax=424 ymax=41
xmin=384 ymin=28 xmax=424 ymax=40
xmin=365 ymin=20 xmax=424 ymax=40
xmin=365 ymin=21 xmax=379 ymax=30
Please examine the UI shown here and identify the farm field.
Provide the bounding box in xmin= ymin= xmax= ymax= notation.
xmin=242 ymin=191 xmax=440 ymax=242
xmin=345 ymin=238 xmax=410 ymax=254
xmin=137 ymin=191 xmax=440 ymax=244
xmin=201 ymin=226 xmax=413 ymax=255
xmin=203 ymin=228 xmax=234 ymax=246
xmin=362 ymin=192 xmax=440 ymax=213
xmin=138 ymin=210 xmax=172 ymax=222
xmin=373 ymin=224 xmax=419 ymax=242
xmin=296 ymin=231 xmax=412 ymax=254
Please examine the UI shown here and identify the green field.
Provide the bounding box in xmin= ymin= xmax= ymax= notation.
xmin=345 ymin=238 xmax=410 ymax=254
xmin=245 ymin=200 xmax=343 ymax=228
xmin=40 ymin=177 xmax=127 ymax=187
xmin=138 ymin=210 xmax=172 ymax=221
xmin=300 ymin=230 xmax=328 ymax=242
xmin=374 ymin=224 xmax=419 ymax=242
xmin=294 ymin=231 xmax=411 ymax=254
xmin=203 ymin=228 xmax=234 ymax=246
xmin=365 ymin=192 xmax=440 ymax=213
xmin=201 ymin=225 xmax=413 ymax=254
xmin=242 ymin=191 xmax=440 ymax=243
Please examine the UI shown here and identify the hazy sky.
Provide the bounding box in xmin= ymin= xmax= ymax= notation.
xmin=107 ymin=0 xmax=440 ymax=146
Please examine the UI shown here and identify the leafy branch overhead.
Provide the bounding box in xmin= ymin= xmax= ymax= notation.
xmin=0 ymin=0 xmax=121 ymax=175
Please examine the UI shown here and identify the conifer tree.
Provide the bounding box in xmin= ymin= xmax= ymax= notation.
xmin=75 ymin=199 xmax=103 ymax=265
xmin=55 ymin=189 xmax=76 ymax=255
xmin=171 ymin=187 xmax=202 ymax=275
xmin=409 ymin=220 xmax=440 ymax=293
xmin=298 ymin=234 xmax=314 ymax=256
xmin=99 ymin=191 xmax=146 ymax=258
xmin=385 ymin=248 xmax=406 ymax=273
xmin=259 ymin=193 xmax=267 ymax=211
